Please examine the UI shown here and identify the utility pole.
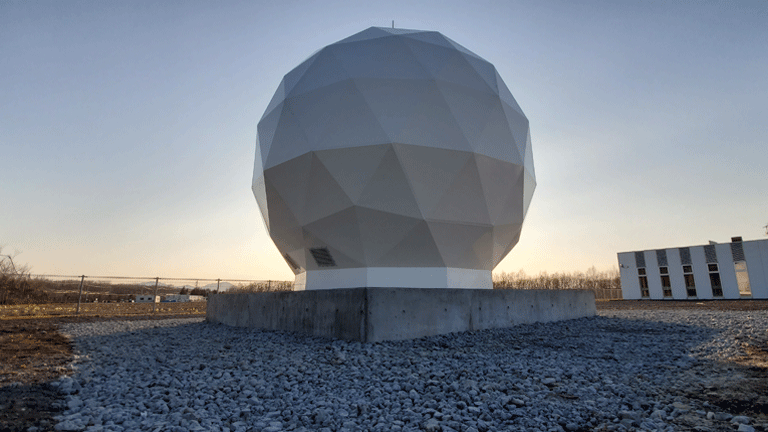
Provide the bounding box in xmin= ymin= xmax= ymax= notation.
xmin=153 ymin=277 xmax=159 ymax=313
xmin=76 ymin=275 xmax=85 ymax=315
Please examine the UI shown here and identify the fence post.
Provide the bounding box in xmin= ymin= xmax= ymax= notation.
xmin=76 ymin=275 xmax=85 ymax=315
xmin=153 ymin=277 xmax=159 ymax=313
xmin=216 ymin=278 xmax=221 ymax=293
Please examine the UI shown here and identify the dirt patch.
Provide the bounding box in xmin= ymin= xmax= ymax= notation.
xmin=0 ymin=312 xmax=203 ymax=432
xmin=0 ymin=300 xmax=207 ymax=319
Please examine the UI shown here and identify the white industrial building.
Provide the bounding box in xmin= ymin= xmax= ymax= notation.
xmin=135 ymin=295 xmax=160 ymax=303
xmin=165 ymin=294 xmax=206 ymax=302
xmin=618 ymin=237 xmax=768 ymax=300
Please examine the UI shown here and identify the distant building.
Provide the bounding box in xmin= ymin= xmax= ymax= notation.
xmin=164 ymin=294 xmax=206 ymax=302
xmin=618 ymin=237 xmax=768 ymax=300
xmin=135 ymin=295 xmax=160 ymax=303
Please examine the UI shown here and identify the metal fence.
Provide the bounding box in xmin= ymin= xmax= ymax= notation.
xmin=0 ymin=273 xmax=293 ymax=317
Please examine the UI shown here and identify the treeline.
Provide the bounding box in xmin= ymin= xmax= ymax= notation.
xmin=178 ymin=287 xmax=213 ymax=297
xmin=493 ymin=267 xmax=622 ymax=300
xmin=227 ymin=280 xmax=293 ymax=294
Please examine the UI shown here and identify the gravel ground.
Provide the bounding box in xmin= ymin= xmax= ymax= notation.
xmin=51 ymin=309 xmax=768 ymax=432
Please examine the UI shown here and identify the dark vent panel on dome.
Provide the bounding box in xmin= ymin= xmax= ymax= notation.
xmin=310 ymin=247 xmax=337 ymax=267
xmin=283 ymin=254 xmax=300 ymax=270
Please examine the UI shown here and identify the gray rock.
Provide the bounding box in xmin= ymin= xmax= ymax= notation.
xmin=51 ymin=312 xmax=768 ymax=432
xmin=731 ymin=416 xmax=750 ymax=425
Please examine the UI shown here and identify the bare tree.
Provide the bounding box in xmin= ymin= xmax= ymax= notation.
xmin=0 ymin=246 xmax=31 ymax=277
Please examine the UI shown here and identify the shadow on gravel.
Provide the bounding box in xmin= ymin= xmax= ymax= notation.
xmin=0 ymin=382 xmax=65 ymax=432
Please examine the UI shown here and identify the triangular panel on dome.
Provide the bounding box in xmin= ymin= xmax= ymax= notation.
xmin=435 ymin=83 xmax=516 ymax=162
xmin=493 ymin=176 xmax=525 ymax=226
xmin=263 ymin=103 xmax=312 ymax=168
xmin=256 ymin=100 xmax=283 ymax=165
xmin=314 ymin=144 xmax=389 ymax=203
xmin=302 ymin=153 xmax=355 ymax=225
xmin=441 ymin=35 xmax=485 ymax=62
xmin=495 ymin=71 xmax=525 ymax=117
xmin=352 ymin=77 xmax=434 ymax=143
xmin=401 ymin=30 xmax=454 ymax=49
xmin=427 ymin=155 xmax=491 ymax=225
xmin=261 ymin=80 xmax=287 ymax=124
xmin=500 ymin=100 xmax=530 ymax=161
xmin=474 ymin=155 xmax=524 ymax=225
xmin=523 ymin=129 xmax=535 ymax=178
xmin=252 ymin=170 xmax=268 ymax=230
xmin=288 ymin=48 xmax=350 ymax=98
xmin=282 ymin=51 xmax=322 ymax=97
xmin=336 ymin=27 xmax=395 ymax=45
xmin=286 ymin=79 xmax=391 ymax=151
xmin=357 ymin=146 xmax=422 ymax=219
xmin=263 ymin=152 xmax=313 ymax=223
xmin=461 ymin=54 xmax=499 ymax=94
xmin=302 ymin=206 xmax=365 ymax=265
xmin=406 ymin=41 xmax=495 ymax=95
xmin=474 ymin=99 xmax=521 ymax=164
xmin=433 ymin=82 xmax=492 ymax=144
xmin=264 ymin=180 xmax=304 ymax=254
xmin=378 ymin=27 xmax=424 ymax=36
xmin=426 ymin=221 xmax=493 ymax=270
xmin=491 ymin=223 xmax=522 ymax=267
xmin=396 ymin=81 xmax=472 ymax=152
xmin=355 ymin=207 xmax=423 ymax=264
xmin=376 ymin=220 xmax=445 ymax=268
xmin=392 ymin=144 xmax=472 ymax=217
xmin=330 ymin=36 xmax=429 ymax=81
xmin=400 ymin=38 xmax=453 ymax=77
xmin=522 ymin=169 xmax=536 ymax=218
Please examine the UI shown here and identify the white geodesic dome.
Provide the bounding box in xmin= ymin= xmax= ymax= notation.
xmin=253 ymin=27 xmax=535 ymax=290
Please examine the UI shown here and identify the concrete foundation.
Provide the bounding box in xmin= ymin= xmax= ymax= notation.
xmin=206 ymin=288 xmax=596 ymax=342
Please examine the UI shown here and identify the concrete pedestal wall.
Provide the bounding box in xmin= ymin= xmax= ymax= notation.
xmin=206 ymin=288 xmax=596 ymax=342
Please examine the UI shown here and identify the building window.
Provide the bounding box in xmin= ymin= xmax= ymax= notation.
xmin=659 ymin=267 xmax=672 ymax=298
xmin=679 ymin=247 xmax=692 ymax=265
xmin=635 ymin=251 xmax=646 ymax=268
xmin=708 ymin=263 xmax=723 ymax=297
xmin=704 ymin=245 xmax=718 ymax=264
xmin=734 ymin=261 xmax=752 ymax=297
xmin=638 ymin=268 xmax=649 ymax=298
xmin=683 ymin=265 xmax=696 ymax=297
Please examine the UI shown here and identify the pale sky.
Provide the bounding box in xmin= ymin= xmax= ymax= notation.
xmin=2 ymin=0 xmax=766 ymax=281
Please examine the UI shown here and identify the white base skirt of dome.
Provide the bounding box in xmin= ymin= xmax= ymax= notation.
xmin=293 ymin=267 xmax=492 ymax=290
